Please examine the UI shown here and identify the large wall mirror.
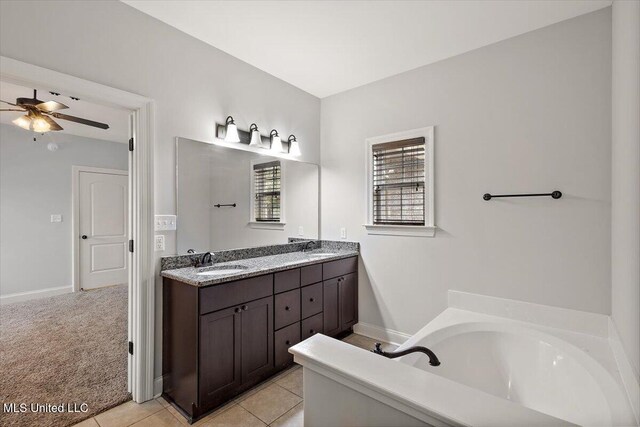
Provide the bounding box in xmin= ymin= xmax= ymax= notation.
xmin=176 ymin=137 xmax=319 ymax=254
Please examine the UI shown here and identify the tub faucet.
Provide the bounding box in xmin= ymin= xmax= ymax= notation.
xmin=195 ymin=252 xmax=215 ymax=268
xmin=373 ymin=343 xmax=441 ymax=366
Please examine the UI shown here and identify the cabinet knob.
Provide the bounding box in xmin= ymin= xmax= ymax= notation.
xmin=285 ymin=306 xmax=290 ymax=311
xmin=81 ymin=235 xmax=88 ymax=240
xmin=234 ymin=307 xmax=240 ymax=313
xmin=242 ymin=305 xmax=248 ymax=311
xmin=285 ymin=340 xmax=291 ymax=346
xmin=310 ymin=329 xmax=315 ymax=334
xmin=309 ymin=298 xmax=314 ymax=302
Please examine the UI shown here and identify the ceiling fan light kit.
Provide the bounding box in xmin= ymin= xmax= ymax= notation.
xmin=1 ymin=89 xmax=110 ymax=133
xmin=215 ymin=115 xmax=301 ymax=156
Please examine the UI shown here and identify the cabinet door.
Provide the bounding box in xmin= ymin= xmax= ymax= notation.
xmin=199 ymin=306 xmax=241 ymax=405
xmin=323 ymin=278 xmax=341 ymax=337
xmin=241 ymin=296 xmax=274 ymax=383
xmin=339 ymin=273 xmax=358 ymax=331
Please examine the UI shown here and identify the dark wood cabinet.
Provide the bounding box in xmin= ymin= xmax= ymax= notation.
xmin=199 ymin=306 xmax=241 ymax=407
xmin=163 ymin=255 xmax=358 ymax=423
xmin=323 ymin=277 xmax=341 ymax=336
xmin=240 ymin=296 xmax=274 ymax=383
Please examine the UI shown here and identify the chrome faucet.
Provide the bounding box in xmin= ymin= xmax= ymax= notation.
xmin=373 ymin=343 xmax=441 ymax=366
xmin=302 ymin=241 xmax=317 ymax=252
xmin=195 ymin=252 xmax=215 ymax=268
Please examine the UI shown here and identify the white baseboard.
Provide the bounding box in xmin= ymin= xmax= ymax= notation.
xmin=153 ymin=376 xmax=163 ymax=398
xmin=609 ymin=318 xmax=640 ymax=425
xmin=353 ymin=322 xmax=412 ymax=346
xmin=0 ymin=285 xmax=72 ymax=305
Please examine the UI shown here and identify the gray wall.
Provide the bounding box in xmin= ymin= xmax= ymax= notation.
xmin=320 ymin=9 xmax=612 ymax=336
xmin=0 ymin=124 xmax=128 ymax=296
xmin=0 ymin=0 xmax=320 ymax=379
xmin=611 ymin=0 xmax=640 ymax=375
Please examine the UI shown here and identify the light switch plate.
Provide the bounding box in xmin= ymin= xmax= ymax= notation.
xmin=340 ymin=227 xmax=347 ymax=239
xmin=50 ymin=214 xmax=62 ymax=223
xmin=154 ymin=235 xmax=165 ymax=251
xmin=155 ymin=215 xmax=177 ymax=231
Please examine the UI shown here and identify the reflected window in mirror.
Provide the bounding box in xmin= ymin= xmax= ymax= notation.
xmin=252 ymin=160 xmax=282 ymax=222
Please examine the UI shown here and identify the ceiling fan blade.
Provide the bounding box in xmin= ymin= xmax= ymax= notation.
xmin=1 ymin=99 xmax=18 ymax=106
xmin=42 ymin=115 xmax=63 ymax=131
xmin=36 ymin=100 xmax=68 ymax=112
xmin=49 ymin=112 xmax=109 ymax=130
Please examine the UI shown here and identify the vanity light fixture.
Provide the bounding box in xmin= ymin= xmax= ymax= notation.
xmin=224 ymin=116 xmax=240 ymax=143
xmin=270 ymin=129 xmax=282 ymax=153
xmin=288 ymin=135 xmax=301 ymax=156
xmin=249 ymin=123 xmax=261 ymax=147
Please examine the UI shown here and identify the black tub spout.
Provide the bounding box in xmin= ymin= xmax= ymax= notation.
xmin=372 ymin=343 xmax=441 ymax=366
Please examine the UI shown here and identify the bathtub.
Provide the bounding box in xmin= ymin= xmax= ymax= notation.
xmin=397 ymin=310 xmax=636 ymax=427
xmin=291 ymin=303 xmax=638 ymax=427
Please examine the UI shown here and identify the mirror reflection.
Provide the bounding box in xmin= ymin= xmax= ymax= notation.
xmin=176 ymin=137 xmax=319 ymax=253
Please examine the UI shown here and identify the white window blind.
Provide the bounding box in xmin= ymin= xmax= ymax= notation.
xmin=372 ymin=137 xmax=425 ymax=226
xmin=253 ymin=161 xmax=281 ymax=222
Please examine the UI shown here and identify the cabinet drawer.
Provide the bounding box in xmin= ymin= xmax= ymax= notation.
xmin=274 ymin=289 xmax=301 ymax=330
xmin=301 ymin=264 xmax=322 ymax=286
xmin=200 ymin=275 xmax=272 ymax=314
xmin=274 ymin=269 xmax=300 ymax=294
xmin=274 ymin=322 xmax=300 ymax=368
xmin=301 ymin=282 xmax=323 ymax=319
xmin=323 ymin=257 xmax=357 ymax=280
xmin=301 ymin=313 xmax=323 ymax=340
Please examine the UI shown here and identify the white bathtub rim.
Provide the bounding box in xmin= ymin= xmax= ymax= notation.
xmin=290 ymin=334 xmax=572 ymax=427
xmin=397 ymin=309 xmax=637 ymax=426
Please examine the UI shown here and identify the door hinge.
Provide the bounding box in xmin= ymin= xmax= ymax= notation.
xmin=129 ymin=137 xmax=134 ymax=151
xmin=128 ymin=341 xmax=134 ymax=355
xmin=129 ymin=239 xmax=134 ymax=253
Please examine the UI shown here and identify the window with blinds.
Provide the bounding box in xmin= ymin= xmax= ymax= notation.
xmin=372 ymin=137 xmax=426 ymax=226
xmin=253 ymin=161 xmax=281 ymax=222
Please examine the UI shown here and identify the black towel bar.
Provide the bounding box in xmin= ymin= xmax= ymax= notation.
xmin=483 ymin=191 xmax=562 ymax=201
xmin=213 ymin=203 xmax=237 ymax=208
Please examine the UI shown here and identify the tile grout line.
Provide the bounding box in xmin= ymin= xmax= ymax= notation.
xmin=267 ymin=401 xmax=303 ymax=427
xmin=237 ymin=382 xmax=298 ymax=425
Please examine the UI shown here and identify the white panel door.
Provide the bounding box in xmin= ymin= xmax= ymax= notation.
xmin=79 ymin=170 xmax=128 ymax=290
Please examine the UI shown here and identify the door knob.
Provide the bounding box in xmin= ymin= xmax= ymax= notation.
xmin=81 ymin=235 xmax=88 ymax=240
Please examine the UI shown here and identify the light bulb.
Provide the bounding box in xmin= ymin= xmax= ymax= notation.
xmin=12 ymin=115 xmax=32 ymax=130
xmin=270 ymin=130 xmax=282 ymax=153
xmin=249 ymin=123 xmax=261 ymax=147
xmin=224 ymin=116 xmax=240 ymax=143
xmin=288 ymin=135 xmax=301 ymax=156
xmin=32 ymin=117 xmax=51 ymax=133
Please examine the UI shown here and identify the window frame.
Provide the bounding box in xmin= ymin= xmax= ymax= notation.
xmin=364 ymin=127 xmax=435 ymax=237
xmin=249 ymin=159 xmax=286 ymax=230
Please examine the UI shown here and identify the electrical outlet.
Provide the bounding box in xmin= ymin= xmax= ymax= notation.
xmin=154 ymin=235 xmax=165 ymax=252
xmin=340 ymin=227 xmax=347 ymax=239
xmin=50 ymin=214 xmax=62 ymax=223
xmin=298 ymin=226 xmax=304 ymax=236
xmin=155 ymin=215 xmax=177 ymax=231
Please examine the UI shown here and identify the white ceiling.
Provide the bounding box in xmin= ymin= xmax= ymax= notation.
xmin=122 ymin=0 xmax=611 ymax=98
xmin=0 ymin=81 xmax=130 ymax=143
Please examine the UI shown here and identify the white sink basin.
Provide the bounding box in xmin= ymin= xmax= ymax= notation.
xmin=197 ymin=265 xmax=248 ymax=276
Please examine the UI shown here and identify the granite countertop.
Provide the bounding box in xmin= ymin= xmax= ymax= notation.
xmin=161 ymin=248 xmax=359 ymax=287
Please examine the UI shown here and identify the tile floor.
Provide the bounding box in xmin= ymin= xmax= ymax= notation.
xmin=72 ymin=334 xmax=397 ymax=427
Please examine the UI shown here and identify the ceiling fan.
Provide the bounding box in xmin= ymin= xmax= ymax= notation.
xmin=1 ymin=89 xmax=109 ymax=133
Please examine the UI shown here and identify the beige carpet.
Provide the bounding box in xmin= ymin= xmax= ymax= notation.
xmin=0 ymin=285 xmax=130 ymax=427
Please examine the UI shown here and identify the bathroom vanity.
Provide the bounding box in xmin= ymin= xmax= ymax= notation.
xmin=160 ymin=243 xmax=358 ymax=422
